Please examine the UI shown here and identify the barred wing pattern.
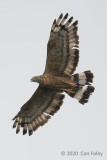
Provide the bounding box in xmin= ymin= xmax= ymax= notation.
xmin=12 ymin=13 xmax=79 ymax=136
xmin=13 ymin=86 xmax=65 ymax=136
xmin=45 ymin=13 xmax=79 ymax=78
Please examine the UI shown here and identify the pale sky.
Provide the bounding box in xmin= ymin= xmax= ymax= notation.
xmin=0 ymin=0 xmax=107 ymax=160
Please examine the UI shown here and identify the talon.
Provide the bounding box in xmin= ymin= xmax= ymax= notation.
xmin=63 ymin=89 xmax=74 ymax=93
xmin=69 ymin=82 xmax=77 ymax=87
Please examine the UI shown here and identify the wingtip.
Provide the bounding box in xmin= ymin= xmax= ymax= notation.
xmin=64 ymin=13 xmax=69 ymax=19
xmin=16 ymin=129 xmax=20 ymax=134
xmin=59 ymin=13 xmax=63 ymax=19
xmin=73 ymin=20 xmax=78 ymax=26
xmin=68 ymin=16 xmax=73 ymax=23
xmin=12 ymin=117 xmax=15 ymax=120
xmin=23 ymin=130 xmax=27 ymax=135
xmin=53 ymin=19 xmax=56 ymax=24
xmin=29 ymin=130 xmax=33 ymax=136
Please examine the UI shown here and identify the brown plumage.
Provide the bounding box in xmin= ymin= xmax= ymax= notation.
xmin=12 ymin=13 xmax=95 ymax=136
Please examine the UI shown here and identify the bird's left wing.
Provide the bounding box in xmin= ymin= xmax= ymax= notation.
xmin=12 ymin=86 xmax=65 ymax=136
xmin=44 ymin=13 xmax=79 ymax=78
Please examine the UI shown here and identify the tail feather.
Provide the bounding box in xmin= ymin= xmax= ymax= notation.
xmin=66 ymin=85 xmax=95 ymax=105
xmin=71 ymin=70 xmax=94 ymax=86
xmin=79 ymin=86 xmax=95 ymax=104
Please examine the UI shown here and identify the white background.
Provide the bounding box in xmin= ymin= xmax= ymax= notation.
xmin=0 ymin=0 xmax=107 ymax=160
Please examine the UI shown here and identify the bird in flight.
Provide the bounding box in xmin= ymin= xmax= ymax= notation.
xmin=12 ymin=13 xmax=95 ymax=136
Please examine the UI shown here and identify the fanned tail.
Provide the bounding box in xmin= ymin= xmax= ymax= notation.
xmin=65 ymin=70 xmax=95 ymax=104
xmin=66 ymin=85 xmax=95 ymax=104
xmin=71 ymin=70 xmax=94 ymax=85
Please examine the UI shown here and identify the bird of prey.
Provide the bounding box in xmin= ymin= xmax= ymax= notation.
xmin=12 ymin=13 xmax=95 ymax=136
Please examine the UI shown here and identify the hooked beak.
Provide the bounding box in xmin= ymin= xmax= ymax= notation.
xmin=30 ymin=77 xmax=36 ymax=82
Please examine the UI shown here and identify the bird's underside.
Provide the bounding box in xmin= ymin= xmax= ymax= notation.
xmin=12 ymin=13 xmax=95 ymax=136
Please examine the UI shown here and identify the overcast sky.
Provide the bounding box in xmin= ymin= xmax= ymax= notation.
xmin=0 ymin=0 xmax=107 ymax=160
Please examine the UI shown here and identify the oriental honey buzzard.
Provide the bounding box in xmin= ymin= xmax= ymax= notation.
xmin=12 ymin=13 xmax=95 ymax=136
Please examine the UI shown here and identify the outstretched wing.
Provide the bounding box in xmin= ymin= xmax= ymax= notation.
xmin=44 ymin=13 xmax=79 ymax=78
xmin=12 ymin=86 xmax=65 ymax=136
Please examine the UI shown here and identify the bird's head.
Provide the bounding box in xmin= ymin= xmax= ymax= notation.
xmin=30 ymin=76 xmax=42 ymax=83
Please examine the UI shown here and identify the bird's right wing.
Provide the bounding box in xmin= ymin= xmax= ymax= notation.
xmin=12 ymin=86 xmax=65 ymax=136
